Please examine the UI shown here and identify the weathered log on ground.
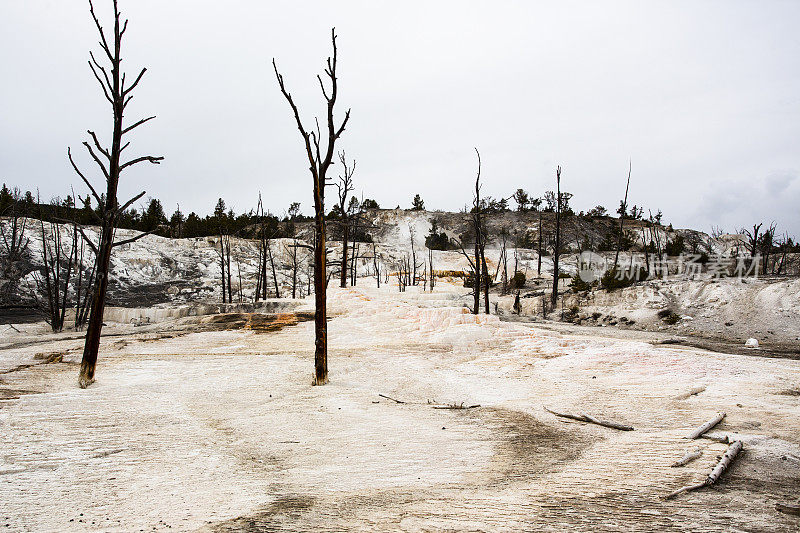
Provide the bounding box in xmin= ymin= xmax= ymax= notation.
xmin=687 ymin=412 xmax=726 ymax=439
xmin=674 ymin=385 xmax=707 ymax=400
xmin=664 ymin=440 xmax=743 ymax=500
xmin=776 ymin=502 xmax=800 ymax=516
xmin=700 ymin=433 xmax=731 ymax=444
xmin=431 ymin=403 xmax=481 ymax=410
xmin=543 ymin=406 xmax=634 ymax=431
xmin=378 ymin=394 xmax=405 ymax=404
xmin=671 ymin=448 xmax=703 ymax=467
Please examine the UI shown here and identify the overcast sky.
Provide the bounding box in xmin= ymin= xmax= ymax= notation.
xmin=2 ymin=1 xmax=799 ymax=237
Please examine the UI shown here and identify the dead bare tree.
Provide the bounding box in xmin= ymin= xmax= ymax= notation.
xmin=740 ymin=223 xmax=762 ymax=257
xmin=409 ymin=223 xmax=422 ymax=286
xmin=613 ymin=161 xmax=632 ymax=269
xmin=73 ymin=0 xmax=163 ymax=388
xmin=350 ymin=240 xmax=359 ymax=286
xmin=31 ymin=201 xmax=76 ymax=332
xmin=495 ymin=228 xmax=508 ymax=295
xmin=72 ymin=222 xmax=97 ymax=330
xmin=551 ymin=166 xmax=562 ymax=309
xmin=215 ymin=232 xmax=233 ymax=304
xmin=472 ymin=149 xmax=488 ymax=314
xmin=273 ymin=28 xmax=350 ymax=385
xmin=456 ymin=150 xmax=490 ymax=313
xmin=285 ymin=238 xmax=303 ymax=299
xmin=372 ymin=241 xmax=381 ymax=288
xmin=254 ymin=195 xmax=268 ymax=301
xmin=428 ymin=247 xmax=435 ymax=292
xmin=0 ymin=188 xmax=30 ymax=303
xmin=537 ymin=211 xmax=543 ymax=277
xmin=335 ymin=151 xmax=356 ymax=288
xmin=759 ymin=223 xmax=776 ymax=275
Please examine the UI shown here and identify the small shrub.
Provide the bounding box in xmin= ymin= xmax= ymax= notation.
xmin=563 ymin=305 xmax=580 ymax=321
xmin=658 ymin=308 xmax=680 ymax=325
xmin=600 ymin=267 xmax=648 ymax=291
xmin=509 ymin=271 xmax=526 ymax=289
xmin=425 ymin=231 xmax=454 ymax=250
xmin=665 ymin=235 xmax=686 ymax=256
xmin=570 ymin=273 xmax=595 ymax=293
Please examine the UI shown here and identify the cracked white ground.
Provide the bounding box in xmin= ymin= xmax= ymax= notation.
xmin=1 ymin=282 xmax=799 ymax=532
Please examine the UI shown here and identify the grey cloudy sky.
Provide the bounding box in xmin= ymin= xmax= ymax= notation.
xmin=2 ymin=1 xmax=799 ymax=237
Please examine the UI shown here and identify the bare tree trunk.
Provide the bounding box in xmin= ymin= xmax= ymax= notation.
xmin=226 ymin=236 xmax=233 ymax=303
xmin=336 ymin=151 xmax=355 ymax=288
xmin=551 ymin=166 xmax=562 ymax=309
xmin=268 ymin=239 xmax=279 ymax=298
xmin=472 ymin=149 xmax=483 ymax=315
xmin=76 ymin=0 xmax=163 ymax=388
xmin=428 ymin=247 xmax=434 ymax=292
xmin=481 ymin=241 xmax=489 ymax=314
xmin=351 ymin=241 xmax=359 ymax=286
xmin=219 ymin=233 xmax=227 ymax=304
xmin=340 ymin=222 xmax=349 ymax=288
xmin=372 ymin=242 xmax=380 ymax=288
xmin=614 ymin=161 xmax=631 ymax=269
xmin=537 ymin=212 xmax=543 ymax=277
xmin=410 ymin=224 xmax=418 ymax=286
xmin=274 ymin=28 xmax=350 ymax=385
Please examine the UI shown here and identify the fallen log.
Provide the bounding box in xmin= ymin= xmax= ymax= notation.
xmin=671 ymin=448 xmax=703 ymax=467
xmin=687 ymin=412 xmax=726 ymax=439
xmin=543 ymin=406 xmax=634 ymax=431
xmin=664 ymin=440 xmax=743 ymax=500
xmin=378 ymin=394 xmax=405 ymax=404
xmin=674 ymin=385 xmax=707 ymax=400
xmin=431 ymin=403 xmax=481 ymax=410
xmin=700 ymin=433 xmax=730 ymax=444
xmin=776 ymin=502 xmax=800 ymax=516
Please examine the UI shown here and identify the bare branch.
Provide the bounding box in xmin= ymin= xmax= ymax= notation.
xmin=273 ymin=59 xmax=315 ymax=157
xmin=81 ymin=141 xmax=110 ymax=180
xmin=120 ymin=154 xmax=164 ymax=171
xmin=112 ymin=229 xmax=155 ymax=248
xmin=88 ymin=60 xmax=113 ymax=104
xmin=122 ymin=115 xmax=156 ymax=136
xmin=123 ymin=67 xmax=147 ymax=96
xmin=56 ymin=219 xmax=99 ymax=256
xmin=316 ymin=74 xmax=330 ymax=100
xmin=87 ymin=130 xmax=110 ymax=160
xmin=117 ymin=191 xmax=146 ymax=215
xmin=88 ymin=0 xmax=113 ymax=61
xmin=68 ymin=148 xmax=102 ymax=208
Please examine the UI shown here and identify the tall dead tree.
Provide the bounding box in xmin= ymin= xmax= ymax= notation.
xmin=335 ymin=151 xmax=356 ymax=288
xmin=613 ymin=161 xmax=632 ymax=269
xmin=372 ymin=241 xmax=381 ymax=288
xmin=459 ymin=149 xmax=488 ymax=314
xmin=550 ymin=166 xmax=562 ymax=308
xmin=72 ymin=221 xmax=97 ymax=330
xmin=428 ymin=247 xmax=435 ymax=291
xmin=498 ymin=228 xmax=509 ymax=295
xmin=409 ymin=223 xmax=421 ymax=286
xmin=32 ymin=201 xmax=76 ymax=332
xmin=274 ymin=28 xmax=350 ymax=386
xmin=537 ymin=210 xmax=543 ymax=276
xmin=254 ymin=194 xmax=272 ymax=301
xmin=74 ymin=0 xmax=163 ymax=388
